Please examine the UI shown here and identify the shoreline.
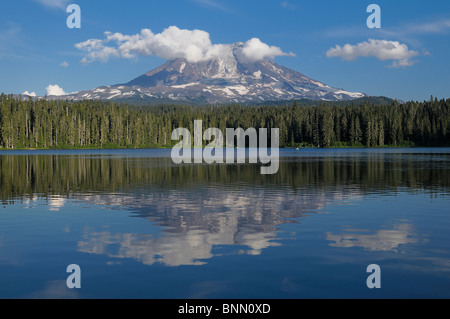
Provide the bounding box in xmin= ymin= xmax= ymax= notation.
xmin=1 ymin=145 xmax=449 ymax=152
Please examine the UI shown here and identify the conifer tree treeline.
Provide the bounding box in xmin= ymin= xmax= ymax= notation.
xmin=0 ymin=93 xmax=449 ymax=149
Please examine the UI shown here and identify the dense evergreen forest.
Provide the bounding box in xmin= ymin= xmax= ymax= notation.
xmin=0 ymin=93 xmax=449 ymax=149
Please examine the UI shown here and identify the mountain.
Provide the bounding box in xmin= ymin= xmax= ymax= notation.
xmin=57 ymin=43 xmax=366 ymax=104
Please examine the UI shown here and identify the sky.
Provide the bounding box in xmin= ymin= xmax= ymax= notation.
xmin=0 ymin=0 xmax=449 ymax=101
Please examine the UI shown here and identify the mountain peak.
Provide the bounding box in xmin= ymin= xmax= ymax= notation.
xmin=64 ymin=55 xmax=366 ymax=104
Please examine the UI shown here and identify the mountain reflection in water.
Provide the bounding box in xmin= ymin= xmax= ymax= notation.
xmin=0 ymin=149 xmax=449 ymax=268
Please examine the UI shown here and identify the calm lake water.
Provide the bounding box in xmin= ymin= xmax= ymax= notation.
xmin=0 ymin=148 xmax=449 ymax=299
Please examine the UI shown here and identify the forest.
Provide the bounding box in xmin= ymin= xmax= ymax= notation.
xmin=0 ymin=93 xmax=449 ymax=149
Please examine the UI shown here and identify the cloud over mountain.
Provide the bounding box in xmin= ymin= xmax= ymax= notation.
xmin=236 ymin=38 xmax=295 ymax=62
xmin=75 ymin=26 xmax=294 ymax=64
xmin=46 ymin=84 xmax=66 ymax=96
xmin=22 ymin=91 xmax=37 ymax=97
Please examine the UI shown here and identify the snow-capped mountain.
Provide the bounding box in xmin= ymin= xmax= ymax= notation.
xmin=62 ymin=43 xmax=366 ymax=104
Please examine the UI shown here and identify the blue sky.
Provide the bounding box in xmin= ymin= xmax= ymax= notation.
xmin=0 ymin=0 xmax=449 ymax=101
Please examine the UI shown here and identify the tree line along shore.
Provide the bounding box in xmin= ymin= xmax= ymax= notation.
xmin=0 ymin=94 xmax=449 ymax=150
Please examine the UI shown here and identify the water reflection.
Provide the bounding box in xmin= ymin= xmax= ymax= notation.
xmin=49 ymin=196 xmax=66 ymax=212
xmin=326 ymin=223 xmax=419 ymax=252
xmin=1 ymin=150 xmax=449 ymax=203
xmin=74 ymin=187 xmax=333 ymax=266
xmin=27 ymin=280 xmax=80 ymax=299
xmin=1 ymin=150 xmax=449 ymax=268
xmin=78 ymin=228 xmax=281 ymax=266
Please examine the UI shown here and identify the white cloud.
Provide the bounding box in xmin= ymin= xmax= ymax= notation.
xmin=34 ymin=0 xmax=69 ymax=9
xmin=46 ymin=84 xmax=66 ymax=96
xmin=75 ymin=26 xmax=294 ymax=64
xmin=76 ymin=38 xmax=119 ymax=64
xmin=326 ymin=39 xmax=419 ymax=68
xmin=236 ymin=38 xmax=295 ymax=63
xmin=22 ymin=91 xmax=37 ymax=97
xmin=60 ymin=61 xmax=69 ymax=68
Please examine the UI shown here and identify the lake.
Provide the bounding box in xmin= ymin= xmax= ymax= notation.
xmin=0 ymin=148 xmax=449 ymax=299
